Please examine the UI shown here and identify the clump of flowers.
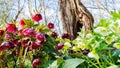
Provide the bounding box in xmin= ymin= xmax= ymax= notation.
xmin=0 ymin=13 xmax=66 ymax=68
xmin=62 ymin=33 xmax=72 ymax=40
xmin=69 ymin=11 xmax=120 ymax=68
xmin=0 ymin=10 xmax=119 ymax=68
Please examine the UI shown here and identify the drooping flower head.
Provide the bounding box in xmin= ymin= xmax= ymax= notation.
xmin=32 ymin=14 xmax=42 ymax=22
xmin=94 ymin=27 xmax=108 ymax=36
xmin=10 ymin=38 xmax=19 ymax=45
xmin=18 ymin=29 xmax=24 ymax=35
xmin=82 ymin=49 xmax=90 ymax=55
xmin=19 ymin=18 xmax=25 ymax=27
xmin=22 ymin=28 xmax=35 ymax=36
xmin=6 ymin=23 xmax=17 ymax=33
xmin=0 ymin=42 xmax=11 ymax=51
xmin=51 ymin=31 xmax=58 ymax=38
xmin=62 ymin=33 xmax=72 ymax=40
xmin=21 ymin=37 xmax=30 ymax=47
xmin=30 ymin=41 xmax=42 ymax=50
xmin=56 ymin=43 xmax=64 ymax=51
xmin=5 ymin=34 xmax=11 ymax=40
xmin=32 ymin=59 xmax=42 ymax=67
xmin=47 ymin=22 xmax=54 ymax=29
xmin=0 ymin=29 xmax=4 ymax=36
xmin=35 ymin=33 xmax=45 ymax=44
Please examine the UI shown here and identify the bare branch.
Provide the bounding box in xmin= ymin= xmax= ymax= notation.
xmin=92 ymin=0 xmax=111 ymax=15
xmin=13 ymin=0 xmax=25 ymax=21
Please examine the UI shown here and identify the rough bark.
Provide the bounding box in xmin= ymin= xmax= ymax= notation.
xmin=59 ymin=0 xmax=94 ymax=39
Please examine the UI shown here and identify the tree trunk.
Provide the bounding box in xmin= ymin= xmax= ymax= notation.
xmin=59 ymin=0 xmax=94 ymax=39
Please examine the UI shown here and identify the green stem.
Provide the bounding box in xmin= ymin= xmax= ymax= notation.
xmin=78 ymin=50 xmax=99 ymax=68
xmin=23 ymin=47 xmax=28 ymax=62
xmin=101 ymin=55 xmax=113 ymax=66
xmin=0 ymin=58 xmax=2 ymax=68
xmin=0 ymin=51 xmax=3 ymax=68
xmin=18 ymin=46 xmax=24 ymax=68
xmin=97 ymin=59 xmax=102 ymax=68
xmin=85 ymin=57 xmax=99 ymax=68
xmin=108 ymin=50 xmax=113 ymax=63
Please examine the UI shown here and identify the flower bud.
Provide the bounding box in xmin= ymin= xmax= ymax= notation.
xmin=56 ymin=43 xmax=64 ymax=51
xmin=47 ymin=22 xmax=54 ymax=29
xmin=32 ymin=59 xmax=42 ymax=67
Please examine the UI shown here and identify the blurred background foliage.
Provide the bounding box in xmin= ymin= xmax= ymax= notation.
xmin=0 ymin=0 xmax=120 ymax=34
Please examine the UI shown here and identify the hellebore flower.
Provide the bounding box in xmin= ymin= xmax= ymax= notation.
xmin=0 ymin=30 xmax=4 ymax=36
xmin=30 ymin=41 xmax=42 ymax=50
xmin=6 ymin=23 xmax=17 ymax=33
xmin=62 ymin=33 xmax=72 ymax=40
xmin=22 ymin=28 xmax=35 ymax=36
xmin=35 ymin=33 xmax=45 ymax=44
xmin=47 ymin=22 xmax=54 ymax=29
xmin=0 ymin=42 xmax=11 ymax=51
xmin=51 ymin=31 xmax=58 ymax=38
xmin=11 ymin=38 xmax=19 ymax=45
xmin=5 ymin=34 xmax=11 ymax=40
xmin=19 ymin=18 xmax=25 ymax=27
xmin=32 ymin=14 xmax=42 ymax=22
xmin=56 ymin=43 xmax=64 ymax=51
xmin=32 ymin=59 xmax=42 ymax=67
xmin=82 ymin=49 xmax=90 ymax=55
xmin=21 ymin=37 xmax=30 ymax=47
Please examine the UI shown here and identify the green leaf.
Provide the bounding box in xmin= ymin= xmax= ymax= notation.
xmin=33 ymin=24 xmax=39 ymax=27
xmin=35 ymin=23 xmax=50 ymax=33
xmin=59 ymin=59 xmax=85 ymax=68
xmin=112 ymin=49 xmax=120 ymax=56
xmin=57 ymin=58 xmax=64 ymax=65
xmin=107 ymin=65 xmax=120 ymax=68
xmin=111 ymin=11 xmax=120 ymax=20
xmin=41 ymin=27 xmax=50 ymax=33
xmin=24 ymin=59 xmax=32 ymax=68
xmin=7 ymin=61 xmax=15 ymax=68
xmin=43 ymin=60 xmax=58 ymax=68
xmin=46 ymin=36 xmax=56 ymax=45
xmin=111 ymin=50 xmax=120 ymax=63
xmin=35 ymin=24 xmax=45 ymax=31
xmin=48 ymin=60 xmax=58 ymax=68
xmin=24 ymin=19 xmax=34 ymax=28
xmin=7 ymin=54 xmax=15 ymax=68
